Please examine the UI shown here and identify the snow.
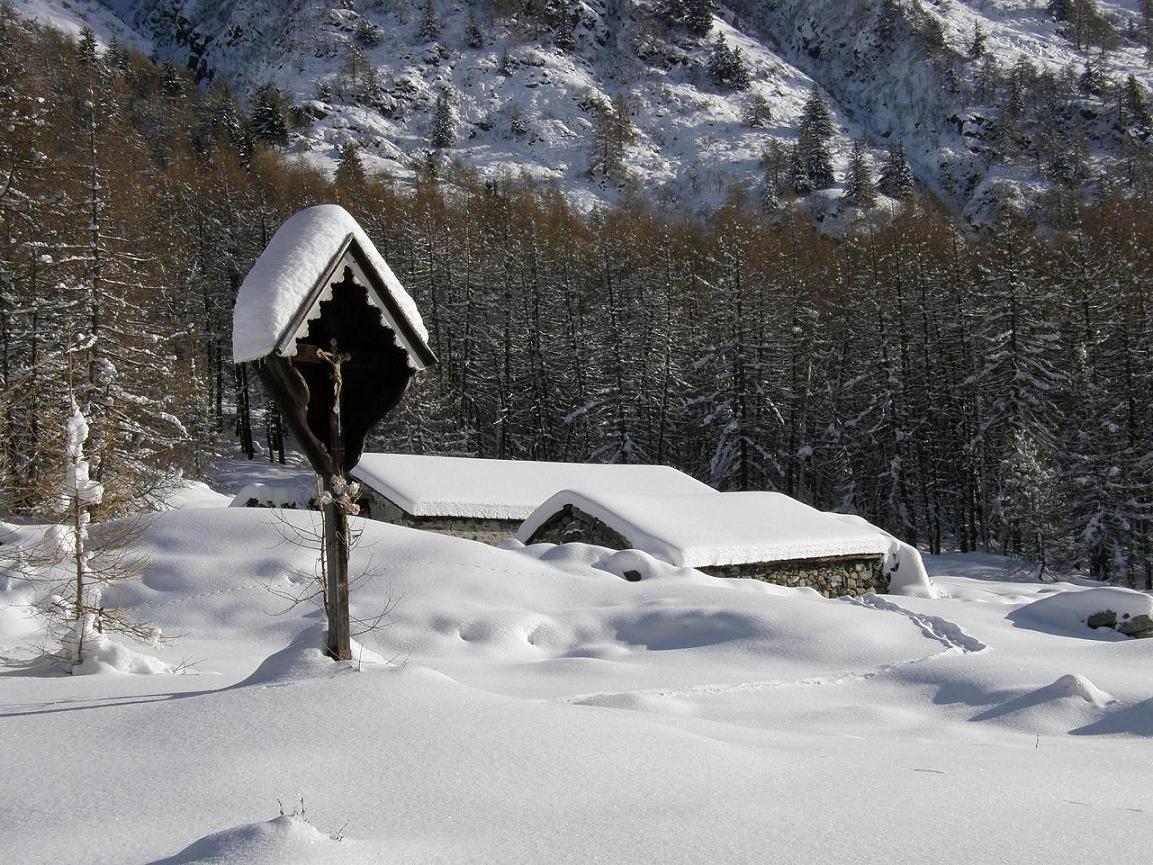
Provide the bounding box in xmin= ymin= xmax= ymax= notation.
xmin=350 ymin=453 xmax=713 ymax=520
xmin=62 ymin=401 xmax=102 ymax=508
xmin=3 ymin=500 xmax=1153 ymax=863
xmin=1008 ymin=585 xmax=1153 ymax=639
xmin=517 ymin=488 xmax=891 ymax=568
xmin=231 ymin=204 xmax=428 ymax=365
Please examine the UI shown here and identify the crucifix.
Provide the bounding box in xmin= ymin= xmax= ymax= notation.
xmin=233 ymin=205 xmax=435 ymax=662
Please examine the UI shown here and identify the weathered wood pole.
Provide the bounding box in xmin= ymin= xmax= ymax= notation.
xmin=321 ymin=339 xmax=353 ymax=661
xmin=322 ymin=481 xmax=352 ymax=661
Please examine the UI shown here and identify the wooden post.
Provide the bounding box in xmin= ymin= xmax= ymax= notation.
xmin=322 ymin=482 xmax=352 ymax=661
xmin=321 ymin=339 xmax=353 ymax=661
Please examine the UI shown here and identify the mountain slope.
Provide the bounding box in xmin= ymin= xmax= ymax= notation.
xmin=13 ymin=0 xmax=1153 ymax=217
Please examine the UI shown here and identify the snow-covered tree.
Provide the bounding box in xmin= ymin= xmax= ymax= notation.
xmin=588 ymin=95 xmax=635 ymax=179
xmin=418 ymin=0 xmax=441 ymax=42
xmin=742 ymin=92 xmax=772 ymax=128
xmin=33 ymin=400 xmax=159 ymax=669
xmin=968 ymin=22 xmax=987 ymax=59
xmin=250 ymin=83 xmax=289 ymax=145
xmin=431 ymin=89 xmax=457 ymax=149
xmin=796 ymin=86 xmax=836 ymax=190
xmin=707 ymin=35 xmax=751 ymax=91
xmin=465 ymin=11 xmax=485 ymax=48
xmin=878 ymin=140 xmax=915 ymax=199
xmin=684 ymin=0 xmax=716 ymax=37
xmin=843 ymin=140 xmax=877 ymax=209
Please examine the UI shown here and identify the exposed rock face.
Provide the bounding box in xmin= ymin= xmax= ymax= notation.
xmin=526 ymin=503 xmax=887 ymax=597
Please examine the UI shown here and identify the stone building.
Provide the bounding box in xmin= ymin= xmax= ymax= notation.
xmin=517 ymin=489 xmax=891 ymax=596
xmin=350 ymin=454 xmax=713 ymax=544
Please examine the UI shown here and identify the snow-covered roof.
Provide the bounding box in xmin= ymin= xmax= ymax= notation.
xmin=351 ymin=454 xmax=714 ymax=521
xmin=232 ymin=204 xmax=430 ymax=366
xmin=516 ymin=489 xmax=890 ymax=569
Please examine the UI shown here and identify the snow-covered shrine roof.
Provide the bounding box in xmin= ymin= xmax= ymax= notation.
xmin=516 ymin=489 xmax=891 ymax=568
xmin=232 ymin=204 xmax=432 ymax=368
xmin=351 ymin=454 xmax=714 ymax=521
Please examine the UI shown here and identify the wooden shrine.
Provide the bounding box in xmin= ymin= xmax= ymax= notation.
xmin=233 ymin=205 xmax=435 ymax=660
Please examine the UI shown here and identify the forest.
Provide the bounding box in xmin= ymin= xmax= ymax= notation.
xmin=3 ymin=9 xmax=1153 ymax=588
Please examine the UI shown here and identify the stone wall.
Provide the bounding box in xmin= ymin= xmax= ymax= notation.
xmin=359 ymin=485 xmax=519 ymax=545
xmin=526 ymin=504 xmax=888 ymax=597
xmin=698 ymin=558 xmax=887 ymax=597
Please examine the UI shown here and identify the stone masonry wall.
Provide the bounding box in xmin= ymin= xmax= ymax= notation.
xmin=359 ymin=486 xmax=519 ymax=545
xmin=698 ymin=557 xmax=887 ymax=597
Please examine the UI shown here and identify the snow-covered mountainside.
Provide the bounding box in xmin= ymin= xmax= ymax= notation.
xmin=13 ymin=0 xmax=1153 ymax=214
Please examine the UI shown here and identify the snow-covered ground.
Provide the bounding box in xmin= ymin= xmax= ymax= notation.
xmin=2 ymin=476 xmax=1151 ymax=864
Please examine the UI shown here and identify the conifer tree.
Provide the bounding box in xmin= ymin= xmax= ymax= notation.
xmin=431 ymin=89 xmax=457 ymax=149
xmin=1121 ymin=74 xmax=1152 ymax=131
xmin=969 ymin=21 xmax=987 ymax=59
xmin=707 ymin=35 xmax=751 ymax=90
xmin=844 ymin=140 xmax=877 ymax=209
xmin=418 ymin=0 xmax=441 ymax=42
xmin=465 ymin=11 xmax=485 ymax=48
xmin=878 ymin=140 xmax=915 ymax=199
xmin=335 ymin=142 xmax=366 ymax=189
xmin=797 ymin=87 xmax=836 ymax=190
xmin=250 ymin=83 xmax=289 ymax=145
xmin=684 ymin=0 xmax=716 ymax=37
xmin=789 ymin=140 xmax=813 ymax=195
xmin=742 ymin=92 xmax=772 ymax=127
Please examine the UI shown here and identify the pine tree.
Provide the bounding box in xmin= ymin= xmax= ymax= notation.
xmin=707 ymin=35 xmax=751 ymax=90
xmin=843 ymin=140 xmax=877 ymax=209
xmin=968 ymin=22 xmax=987 ymax=60
xmin=250 ymin=83 xmax=289 ymax=145
xmin=799 ymin=85 xmax=836 ymax=141
xmin=555 ymin=2 xmax=577 ymax=51
xmin=465 ymin=11 xmax=485 ymax=48
xmin=789 ymin=140 xmax=813 ymax=195
xmin=797 ymin=87 xmax=836 ymax=191
xmin=588 ymin=95 xmax=635 ymax=179
xmin=1078 ymin=54 xmax=1106 ymax=96
xmin=418 ymin=0 xmax=441 ymax=42
xmin=335 ymin=142 xmax=366 ymax=189
xmin=684 ymin=0 xmax=716 ymax=37
xmin=742 ymin=92 xmax=772 ymax=127
xmin=878 ymin=141 xmax=915 ymax=199
xmin=1121 ymin=74 xmax=1152 ymax=131
xmin=431 ymin=89 xmax=456 ymax=149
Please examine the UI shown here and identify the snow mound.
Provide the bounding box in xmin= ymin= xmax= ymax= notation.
xmin=830 ymin=514 xmax=939 ymax=598
xmin=157 ymin=479 xmax=232 ymax=510
xmin=594 ymin=548 xmax=698 ymax=582
xmin=971 ymin=674 xmax=1115 ymax=736
xmin=147 ymin=813 xmax=352 ymax=865
xmin=229 ymin=479 xmax=318 ymax=510
xmin=240 ymin=625 xmax=388 ymax=686
xmin=1007 ymin=587 xmax=1153 ymax=640
xmin=1072 ymin=697 xmax=1153 ymax=737
xmin=72 ymin=633 xmax=175 ymax=676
